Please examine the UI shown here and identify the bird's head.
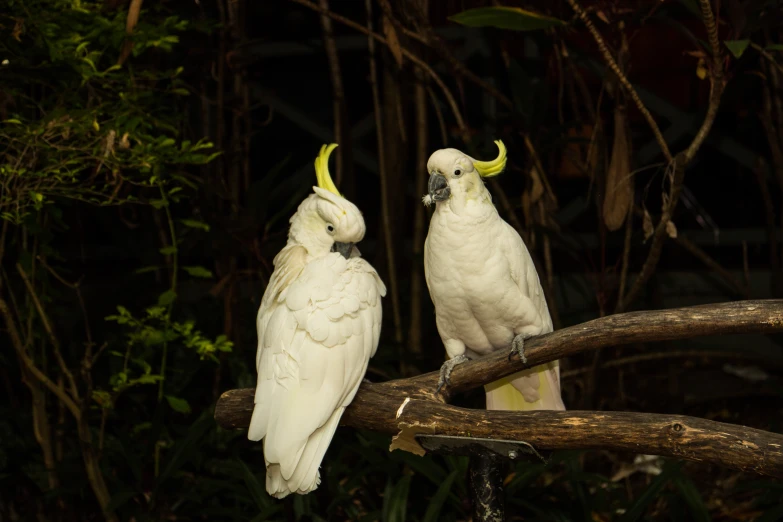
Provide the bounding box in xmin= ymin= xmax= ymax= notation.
xmin=423 ymin=140 xmax=507 ymax=207
xmin=289 ymin=144 xmax=365 ymax=259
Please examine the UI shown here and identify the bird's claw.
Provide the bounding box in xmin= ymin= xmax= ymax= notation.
xmin=508 ymin=333 xmax=530 ymax=363
xmin=436 ymin=354 xmax=469 ymax=394
xmin=362 ymin=377 xmax=372 ymax=385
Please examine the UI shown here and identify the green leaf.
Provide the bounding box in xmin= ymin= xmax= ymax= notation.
xmin=171 ymin=88 xmax=190 ymax=95
xmin=179 ymin=218 xmax=210 ymax=232
xmin=165 ymin=395 xmax=191 ymax=414
xmin=183 ymin=266 xmax=213 ymax=278
xmin=677 ymin=0 xmax=701 ymax=16
xmin=382 ymin=475 xmax=412 ymax=522
xmin=105 ymin=491 xmax=139 ymax=513
xmin=620 ymin=461 xmax=682 ymax=522
xmin=159 ymin=246 xmax=177 ymax=255
xmin=766 ymin=44 xmax=783 ymax=51
xmin=422 ymin=470 xmax=458 ymax=522
xmin=154 ymin=411 xmax=213 ymax=496
xmin=724 ymin=39 xmax=750 ymax=59
xmin=449 ymin=6 xmax=565 ymax=31
xmin=674 ymin=476 xmax=711 ymax=522
xmin=238 ymin=459 xmax=272 ymax=511
xmin=135 ymin=265 xmax=160 ymax=274
xmin=157 ymin=289 xmax=177 ymax=306
xmin=4 ymin=119 xmax=22 ymax=125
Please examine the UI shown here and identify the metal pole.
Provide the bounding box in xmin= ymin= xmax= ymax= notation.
xmin=468 ymin=453 xmax=506 ymax=522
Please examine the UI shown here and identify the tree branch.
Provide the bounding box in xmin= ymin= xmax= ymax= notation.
xmin=614 ymin=0 xmax=725 ymax=312
xmin=565 ymin=0 xmax=672 ymax=163
xmin=17 ymin=262 xmax=80 ymax=400
xmin=215 ymin=300 xmax=783 ymax=477
xmin=674 ymin=235 xmax=750 ymax=298
xmin=289 ymin=0 xmax=467 ymax=137
xmin=317 ymin=0 xmax=353 ymax=192
xmin=0 ymin=296 xmax=81 ymax=419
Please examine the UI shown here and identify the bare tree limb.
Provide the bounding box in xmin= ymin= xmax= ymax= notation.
xmin=216 ymin=300 xmax=783 ymax=477
xmin=16 ymin=263 xmax=80 ymax=401
xmin=289 ymin=0 xmax=467 ymax=137
xmin=409 ymin=71 xmax=429 ymax=356
xmin=674 ymin=235 xmax=750 ymax=298
xmin=366 ymin=0 xmax=403 ymax=346
xmin=318 ymin=0 xmax=353 ymax=192
xmin=613 ymin=0 xmax=725 ymax=312
xmin=565 ymin=0 xmax=672 ymax=163
xmin=0 ymin=296 xmax=81 ymax=419
xmin=217 ymin=389 xmax=783 ymax=479
xmin=682 ymin=0 xmax=724 ymax=165
xmin=562 ymin=349 xmax=783 ymax=378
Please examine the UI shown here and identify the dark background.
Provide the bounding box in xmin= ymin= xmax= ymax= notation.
xmin=1 ymin=0 xmax=782 ymax=520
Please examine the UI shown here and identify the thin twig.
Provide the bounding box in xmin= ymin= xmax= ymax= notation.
xmin=617 ymin=200 xmax=634 ymax=301
xmin=615 ymin=0 xmax=724 ymax=312
xmin=426 ymin=84 xmax=448 ymax=144
xmin=565 ymin=0 xmax=672 ymax=163
xmin=366 ymin=0 xmax=403 ymax=346
xmin=17 ymin=263 xmax=80 ymax=401
xmin=752 ymin=159 xmax=779 ymax=288
xmin=318 ymin=0 xmax=351 ymax=188
xmin=562 ymin=349 xmax=783 ymax=378
xmin=751 ymin=42 xmax=783 ymax=78
xmin=682 ymin=0 xmax=724 ymax=164
xmin=742 ymin=240 xmax=751 ymax=295
xmin=408 ymin=72 xmax=429 ymax=356
xmin=0 ymin=297 xmax=80 ymax=418
xmin=674 ymin=235 xmax=749 ymax=298
xmin=290 ymin=0 xmax=466 ymax=137
xmin=34 ymin=256 xmax=95 ymax=365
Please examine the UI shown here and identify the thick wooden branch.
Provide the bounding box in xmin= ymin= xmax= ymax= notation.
xmin=217 ymin=389 xmax=783 ymax=478
xmin=215 ymin=300 xmax=783 ymax=477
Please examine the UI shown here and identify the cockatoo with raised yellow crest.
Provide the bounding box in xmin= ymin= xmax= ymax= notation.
xmin=248 ymin=143 xmax=386 ymax=498
xmin=422 ymin=140 xmax=565 ymax=413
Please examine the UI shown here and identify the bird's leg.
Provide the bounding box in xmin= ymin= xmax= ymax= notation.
xmin=508 ymin=333 xmax=531 ymax=363
xmin=436 ymin=354 xmax=470 ymax=394
xmin=362 ymin=377 xmax=372 ymax=384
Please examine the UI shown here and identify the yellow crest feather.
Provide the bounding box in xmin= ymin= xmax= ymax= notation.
xmin=314 ymin=143 xmax=341 ymax=196
xmin=473 ymin=140 xmax=507 ymax=178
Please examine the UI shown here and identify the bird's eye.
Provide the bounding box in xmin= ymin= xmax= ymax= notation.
xmin=454 ymin=169 xmax=462 ymax=177
xmin=326 ymin=224 xmax=335 ymax=234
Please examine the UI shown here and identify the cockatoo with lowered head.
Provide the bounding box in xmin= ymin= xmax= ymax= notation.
xmin=422 ymin=140 xmax=565 ymax=413
xmin=248 ymin=143 xmax=386 ymax=498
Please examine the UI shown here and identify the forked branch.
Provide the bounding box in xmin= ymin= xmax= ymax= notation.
xmin=215 ymin=300 xmax=783 ymax=478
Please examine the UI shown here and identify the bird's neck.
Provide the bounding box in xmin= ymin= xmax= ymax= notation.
xmin=436 ymin=185 xmax=495 ymax=220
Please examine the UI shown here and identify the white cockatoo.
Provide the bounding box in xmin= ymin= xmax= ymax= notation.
xmin=422 ymin=140 xmax=565 ymax=412
xmin=248 ymin=143 xmax=386 ymax=498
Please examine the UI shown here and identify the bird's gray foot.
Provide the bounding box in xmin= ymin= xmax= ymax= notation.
xmin=362 ymin=377 xmax=372 ymax=384
xmin=508 ymin=333 xmax=531 ymax=363
xmin=436 ymin=354 xmax=469 ymax=394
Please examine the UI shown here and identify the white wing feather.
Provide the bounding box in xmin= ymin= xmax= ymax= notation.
xmin=248 ymin=250 xmax=385 ymax=498
xmin=498 ymin=221 xmax=563 ymax=408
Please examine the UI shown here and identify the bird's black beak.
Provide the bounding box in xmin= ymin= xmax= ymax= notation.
xmin=428 ymin=173 xmax=451 ymax=202
xmin=331 ymin=241 xmax=354 ymax=259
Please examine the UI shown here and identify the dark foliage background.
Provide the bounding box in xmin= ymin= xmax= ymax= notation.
xmin=1 ymin=0 xmax=782 ymax=520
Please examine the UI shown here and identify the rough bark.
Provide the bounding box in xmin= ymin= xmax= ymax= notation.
xmin=215 ymin=300 xmax=783 ymax=478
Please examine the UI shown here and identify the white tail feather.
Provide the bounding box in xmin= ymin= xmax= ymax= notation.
xmin=264 ymin=406 xmax=345 ymax=498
